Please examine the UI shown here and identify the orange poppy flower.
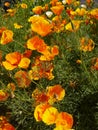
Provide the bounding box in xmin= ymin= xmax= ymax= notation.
xmin=66 ymin=0 xmax=73 ymax=4
xmin=29 ymin=15 xmax=53 ymax=37
xmin=7 ymin=9 xmax=16 ymax=16
xmin=80 ymin=37 xmax=95 ymax=52
xmin=32 ymin=88 xmax=49 ymax=105
xmin=40 ymin=45 xmax=59 ymax=61
xmin=28 ymin=57 xmax=54 ymax=80
xmin=1 ymin=30 xmax=13 ymax=45
xmin=0 ymin=116 xmax=15 ymax=130
xmin=42 ymin=106 xmax=59 ymax=125
xmin=51 ymin=5 xmax=64 ymax=15
xmin=0 ymin=90 xmax=9 ymax=101
xmin=92 ymin=58 xmax=98 ymax=70
xmin=27 ymin=36 xmax=47 ymax=53
xmin=18 ymin=57 xmax=30 ymax=69
xmin=32 ymin=6 xmax=43 ymax=14
xmin=22 ymin=50 xmax=32 ymax=58
xmin=34 ymin=103 xmax=51 ymax=121
xmin=50 ymin=0 xmax=58 ymax=6
xmin=14 ymin=70 xmax=31 ymax=88
xmin=0 ymin=27 xmax=6 ymax=36
xmin=2 ymin=52 xmax=21 ymax=70
xmin=55 ymin=112 xmax=73 ymax=129
xmin=20 ymin=3 xmax=28 ymax=9
xmin=1 ymin=123 xmax=15 ymax=130
xmin=4 ymin=2 xmax=10 ymax=7
xmin=46 ymin=85 xmax=65 ymax=102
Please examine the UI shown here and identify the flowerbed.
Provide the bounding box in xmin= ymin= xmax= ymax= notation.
xmin=0 ymin=0 xmax=98 ymax=130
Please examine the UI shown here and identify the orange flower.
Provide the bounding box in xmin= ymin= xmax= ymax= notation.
xmin=29 ymin=15 xmax=53 ymax=37
xmin=92 ymin=58 xmax=98 ymax=70
xmin=51 ymin=5 xmax=64 ymax=15
xmin=80 ymin=37 xmax=95 ymax=52
xmin=42 ymin=106 xmax=59 ymax=125
xmin=20 ymin=3 xmax=28 ymax=9
xmin=18 ymin=57 xmax=30 ymax=69
xmin=34 ymin=103 xmax=50 ymax=121
xmin=0 ymin=90 xmax=9 ymax=101
xmin=0 ymin=27 xmax=6 ymax=36
xmin=22 ymin=50 xmax=32 ymax=58
xmin=14 ymin=70 xmax=31 ymax=88
xmin=66 ymin=0 xmax=73 ymax=4
xmin=0 ymin=116 xmax=15 ymax=130
xmin=1 ymin=30 xmax=13 ymax=45
xmin=50 ymin=0 xmax=58 ymax=6
xmin=40 ymin=45 xmax=59 ymax=61
xmin=4 ymin=2 xmax=10 ymax=7
xmin=28 ymin=57 xmax=54 ymax=80
xmin=2 ymin=52 xmax=21 ymax=70
xmin=46 ymin=85 xmax=65 ymax=102
xmin=1 ymin=123 xmax=15 ymax=130
xmin=27 ymin=36 xmax=47 ymax=53
xmin=32 ymin=6 xmax=43 ymax=14
xmin=6 ymin=9 xmax=16 ymax=16
xmin=55 ymin=112 xmax=73 ymax=129
xmin=32 ymin=88 xmax=49 ymax=105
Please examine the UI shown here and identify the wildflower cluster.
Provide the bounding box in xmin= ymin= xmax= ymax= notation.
xmin=0 ymin=0 xmax=98 ymax=130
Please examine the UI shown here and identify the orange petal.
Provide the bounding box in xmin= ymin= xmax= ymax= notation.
xmin=1 ymin=30 xmax=13 ymax=45
xmin=2 ymin=61 xmax=17 ymax=70
xmin=18 ymin=57 xmax=30 ymax=69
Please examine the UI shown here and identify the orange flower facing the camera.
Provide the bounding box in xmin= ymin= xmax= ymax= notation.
xmin=46 ymin=85 xmax=65 ymax=102
xmin=0 ymin=30 xmax=13 ymax=45
xmin=29 ymin=15 xmax=53 ymax=37
xmin=55 ymin=112 xmax=73 ymax=129
xmin=34 ymin=103 xmax=51 ymax=121
xmin=42 ymin=106 xmax=59 ymax=125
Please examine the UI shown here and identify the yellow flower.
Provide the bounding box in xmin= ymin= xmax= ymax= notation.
xmin=14 ymin=23 xmax=23 ymax=29
xmin=34 ymin=103 xmax=50 ymax=121
xmin=42 ymin=106 xmax=59 ymax=125
xmin=75 ymin=8 xmax=87 ymax=16
xmin=65 ymin=20 xmax=82 ymax=32
xmin=20 ymin=3 xmax=28 ymax=9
